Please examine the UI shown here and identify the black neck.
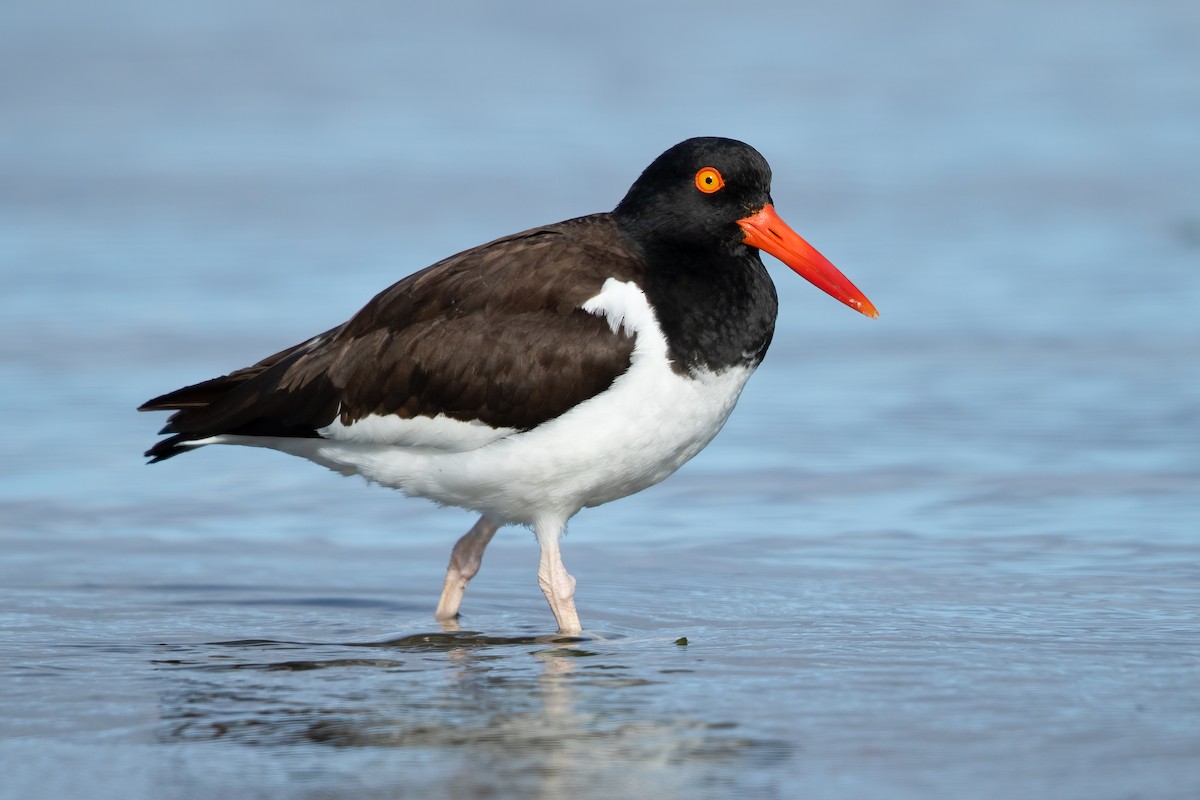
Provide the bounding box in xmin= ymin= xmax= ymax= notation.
xmin=638 ymin=241 xmax=779 ymax=375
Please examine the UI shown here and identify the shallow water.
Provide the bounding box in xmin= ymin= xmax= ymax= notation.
xmin=2 ymin=1 xmax=1199 ymax=798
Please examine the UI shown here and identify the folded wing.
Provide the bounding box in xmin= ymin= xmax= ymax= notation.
xmin=140 ymin=216 xmax=643 ymax=461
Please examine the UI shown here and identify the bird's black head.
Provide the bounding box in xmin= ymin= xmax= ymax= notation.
xmin=614 ymin=137 xmax=879 ymax=318
xmin=613 ymin=137 xmax=773 ymax=255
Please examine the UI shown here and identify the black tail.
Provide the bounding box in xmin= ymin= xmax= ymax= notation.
xmin=139 ymin=329 xmax=341 ymax=463
xmin=143 ymin=432 xmax=205 ymax=463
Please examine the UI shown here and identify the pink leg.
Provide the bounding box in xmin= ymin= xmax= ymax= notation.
xmin=535 ymin=519 xmax=581 ymax=635
xmin=435 ymin=516 xmax=500 ymax=620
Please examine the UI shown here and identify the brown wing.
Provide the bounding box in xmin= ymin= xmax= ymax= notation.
xmin=140 ymin=214 xmax=643 ymax=461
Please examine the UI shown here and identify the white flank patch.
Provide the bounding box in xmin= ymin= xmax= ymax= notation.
xmin=319 ymin=411 xmax=517 ymax=452
xmin=581 ymin=278 xmax=660 ymax=343
xmin=209 ymin=278 xmax=757 ymax=527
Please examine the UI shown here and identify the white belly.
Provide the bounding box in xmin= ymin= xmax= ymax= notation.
xmin=213 ymin=278 xmax=756 ymax=525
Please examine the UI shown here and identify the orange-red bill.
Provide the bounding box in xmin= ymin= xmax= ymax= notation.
xmin=737 ymin=204 xmax=878 ymax=318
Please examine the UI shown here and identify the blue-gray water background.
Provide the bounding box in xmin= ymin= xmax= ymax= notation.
xmin=2 ymin=1 xmax=1198 ymax=798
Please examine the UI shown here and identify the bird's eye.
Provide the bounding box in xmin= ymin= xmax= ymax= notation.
xmin=694 ymin=167 xmax=724 ymax=194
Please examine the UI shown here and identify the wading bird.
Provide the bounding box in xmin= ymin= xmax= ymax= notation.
xmin=140 ymin=137 xmax=877 ymax=634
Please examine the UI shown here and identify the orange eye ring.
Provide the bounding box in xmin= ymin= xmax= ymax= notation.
xmin=694 ymin=167 xmax=724 ymax=194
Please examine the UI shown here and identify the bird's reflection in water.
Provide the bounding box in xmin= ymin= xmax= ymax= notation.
xmin=154 ymin=631 xmax=788 ymax=797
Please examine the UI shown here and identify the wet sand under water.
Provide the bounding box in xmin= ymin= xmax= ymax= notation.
xmin=4 ymin=483 xmax=1198 ymax=799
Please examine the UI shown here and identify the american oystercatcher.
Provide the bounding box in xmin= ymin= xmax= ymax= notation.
xmin=140 ymin=137 xmax=877 ymax=634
